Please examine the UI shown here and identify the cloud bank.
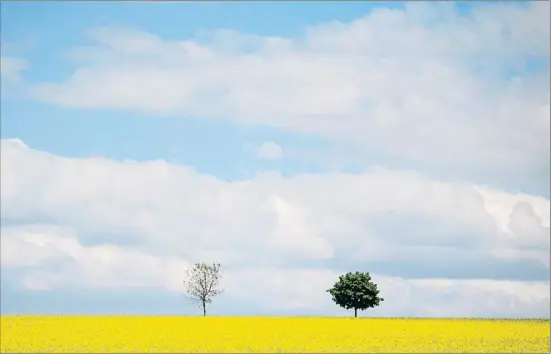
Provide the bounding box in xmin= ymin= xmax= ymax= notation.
xmin=30 ymin=2 xmax=550 ymax=178
xmin=1 ymin=139 xmax=549 ymax=317
xmin=1 ymin=1 xmax=549 ymax=317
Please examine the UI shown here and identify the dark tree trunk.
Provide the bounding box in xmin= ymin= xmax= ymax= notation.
xmin=203 ymin=301 xmax=206 ymax=316
xmin=354 ymin=308 xmax=357 ymax=318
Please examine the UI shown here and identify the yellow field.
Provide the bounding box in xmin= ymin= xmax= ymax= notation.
xmin=1 ymin=316 xmax=549 ymax=353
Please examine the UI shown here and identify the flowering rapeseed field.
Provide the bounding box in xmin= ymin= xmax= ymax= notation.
xmin=1 ymin=316 xmax=549 ymax=353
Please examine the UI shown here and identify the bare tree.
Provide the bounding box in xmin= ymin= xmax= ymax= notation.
xmin=183 ymin=262 xmax=223 ymax=316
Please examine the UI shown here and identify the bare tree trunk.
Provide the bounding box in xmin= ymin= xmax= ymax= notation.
xmin=203 ymin=301 xmax=206 ymax=316
xmin=354 ymin=308 xmax=357 ymax=318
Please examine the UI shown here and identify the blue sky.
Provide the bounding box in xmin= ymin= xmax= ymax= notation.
xmin=1 ymin=1 xmax=549 ymax=318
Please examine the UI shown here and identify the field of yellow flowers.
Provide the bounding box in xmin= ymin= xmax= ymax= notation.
xmin=1 ymin=316 xmax=549 ymax=353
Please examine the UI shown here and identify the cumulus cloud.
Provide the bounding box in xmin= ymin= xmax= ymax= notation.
xmin=256 ymin=141 xmax=284 ymax=159
xmin=1 ymin=139 xmax=549 ymax=317
xmin=2 ymin=1 xmax=550 ymax=317
xmin=1 ymin=225 xmax=189 ymax=292
xmin=2 ymin=224 xmax=549 ymax=318
xmin=226 ymin=268 xmax=550 ymax=318
xmin=29 ymin=2 xmax=550 ymax=178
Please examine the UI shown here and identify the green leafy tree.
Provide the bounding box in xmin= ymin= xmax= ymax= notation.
xmin=183 ymin=262 xmax=223 ymax=316
xmin=327 ymin=271 xmax=384 ymax=318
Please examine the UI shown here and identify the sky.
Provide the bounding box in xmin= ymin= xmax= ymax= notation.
xmin=0 ymin=1 xmax=550 ymax=318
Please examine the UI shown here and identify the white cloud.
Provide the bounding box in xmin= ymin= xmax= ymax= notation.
xmin=29 ymin=2 xmax=550 ymax=177
xmin=1 ymin=139 xmax=549 ymax=317
xmin=1 ymin=224 xmax=190 ymax=292
xmin=2 ymin=224 xmax=548 ymax=317
xmin=225 ymin=268 xmax=550 ymax=318
xmin=2 ymin=2 xmax=550 ymax=316
xmin=256 ymin=141 xmax=284 ymax=159
xmin=2 ymin=138 xmax=548 ymax=265
xmin=0 ymin=56 xmax=28 ymax=81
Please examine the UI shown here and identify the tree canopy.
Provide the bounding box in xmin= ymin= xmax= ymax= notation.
xmin=327 ymin=271 xmax=384 ymax=317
